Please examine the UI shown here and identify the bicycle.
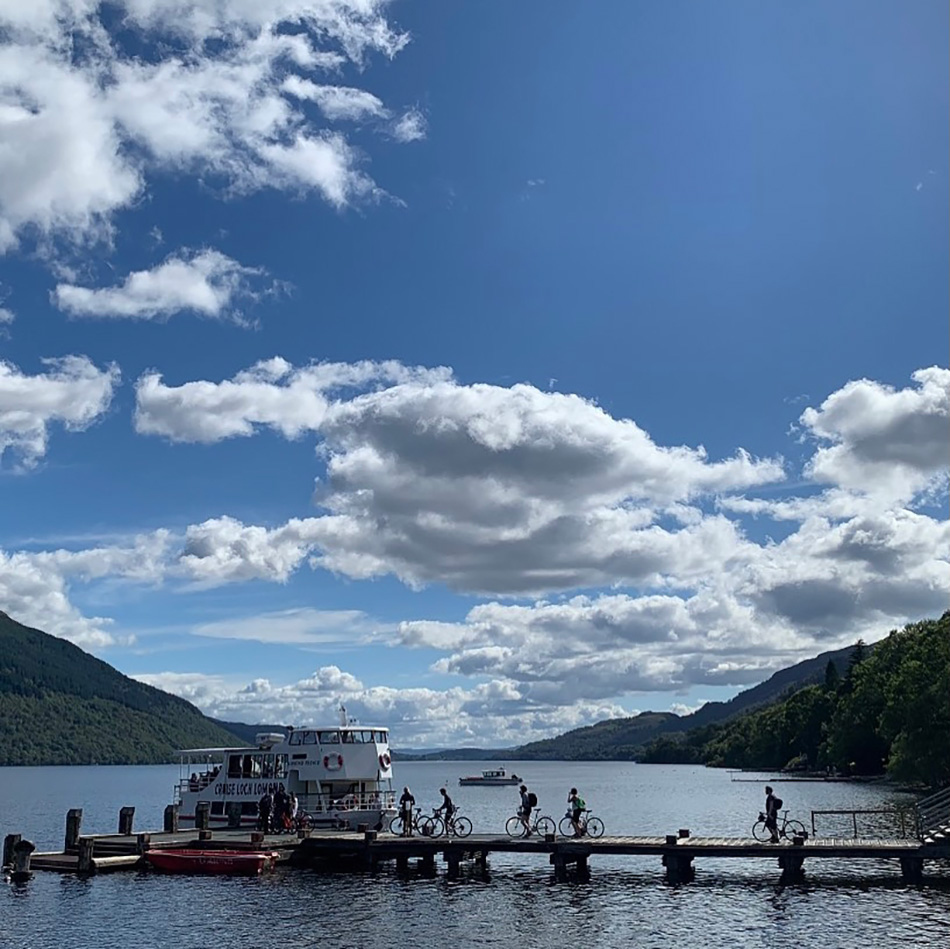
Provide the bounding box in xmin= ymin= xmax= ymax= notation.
xmin=558 ymin=809 xmax=604 ymax=838
xmin=426 ymin=808 xmax=473 ymax=838
xmin=506 ymin=807 xmax=556 ymax=838
xmin=752 ymin=809 xmax=807 ymax=842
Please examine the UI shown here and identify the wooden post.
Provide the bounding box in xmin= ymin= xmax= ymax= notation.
xmin=900 ymin=856 xmax=924 ymax=884
xmin=364 ymin=829 xmax=378 ymax=842
xmin=3 ymin=833 xmax=21 ymax=868
xmin=444 ymin=851 xmax=461 ymax=879
xmin=226 ymin=801 xmax=242 ymax=829
xmin=11 ymin=839 xmax=35 ymax=882
xmin=251 ymin=831 xmax=265 ymax=845
xmin=664 ymin=853 xmax=695 ymax=883
xmin=419 ymin=853 xmax=436 ymax=875
xmin=198 ymin=829 xmax=213 ymax=841
xmin=136 ymin=833 xmax=150 ymax=855
xmin=552 ymin=852 xmax=568 ymax=883
xmin=778 ymin=853 xmax=806 ymax=882
xmin=77 ymin=837 xmax=95 ymax=874
xmin=163 ymin=804 xmax=179 ymax=834
xmin=118 ymin=806 xmax=135 ymax=835
xmin=396 ymin=855 xmax=409 ymax=873
xmin=65 ymin=809 xmax=83 ymax=851
xmin=678 ymin=828 xmax=690 ymax=838
xmin=195 ymin=801 xmax=211 ymax=830
xmin=575 ymin=853 xmax=590 ymax=881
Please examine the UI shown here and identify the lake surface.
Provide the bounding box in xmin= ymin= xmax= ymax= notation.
xmin=2 ymin=761 xmax=948 ymax=948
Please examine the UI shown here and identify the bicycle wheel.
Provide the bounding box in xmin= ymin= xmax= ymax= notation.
xmin=585 ymin=816 xmax=605 ymax=838
xmin=752 ymin=820 xmax=771 ymax=841
xmin=506 ymin=815 xmax=526 ymax=838
xmin=390 ymin=816 xmax=406 ymax=836
xmin=558 ymin=816 xmax=575 ymax=837
xmin=535 ymin=815 xmax=556 ymax=836
xmin=420 ymin=816 xmax=444 ymax=838
xmin=453 ymin=816 xmax=473 ymax=837
xmin=784 ymin=820 xmax=807 ymax=839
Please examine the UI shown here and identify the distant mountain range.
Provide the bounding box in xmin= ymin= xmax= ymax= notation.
xmin=0 ymin=611 xmax=242 ymax=766
xmin=0 ymin=606 xmax=860 ymax=766
xmin=398 ymin=643 xmax=859 ymax=761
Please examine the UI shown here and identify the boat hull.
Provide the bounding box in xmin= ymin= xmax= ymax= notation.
xmin=145 ymin=849 xmax=278 ymax=876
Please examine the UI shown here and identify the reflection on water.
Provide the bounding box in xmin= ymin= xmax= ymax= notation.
xmin=2 ymin=762 xmax=948 ymax=949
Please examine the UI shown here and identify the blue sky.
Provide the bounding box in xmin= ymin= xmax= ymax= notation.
xmin=0 ymin=0 xmax=946 ymax=747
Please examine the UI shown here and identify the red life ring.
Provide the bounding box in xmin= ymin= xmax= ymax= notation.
xmin=323 ymin=754 xmax=344 ymax=769
xmin=378 ymin=753 xmax=391 ymax=769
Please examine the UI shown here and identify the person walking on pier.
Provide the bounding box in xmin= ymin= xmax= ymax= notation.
xmin=258 ymin=789 xmax=273 ymax=833
xmin=567 ymin=788 xmax=586 ymax=836
xmin=399 ymin=786 xmax=415 ymax=836
xmin=518 ymin=784 xmax=536 ymax=836
xmin=764 ymin=785 xmax=781 ymax=843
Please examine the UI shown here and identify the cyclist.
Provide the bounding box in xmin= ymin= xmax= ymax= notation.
xmin=518 ymin=784 xmax=535 ymax=836
xmin=567 ymin=787 xmax=586 ymax=836
xmin=765 ymin=785 xmax=781 ymax=843
xmin=398 ymin=786 xmax=415 ymax=836
xmin=435 ymin=787 xmax=456 ymax=830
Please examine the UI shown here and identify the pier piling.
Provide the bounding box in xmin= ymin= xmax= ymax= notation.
xmin=900 ymin=856 xmax=924 ymax=884
xmin=11 ymin=839 xmax=35 ymax=882
xmin=65 ymin=809 xmax=83 ymax=850
xmin=226 ymin=802 xmax=242 ymax=829
xmin=3 ymin=833 xmax=21 ymax=868
xmin=118 ymin=806 xmax=135 ymax=835
xmin=77 ymin=837 xmax=95 ymax=874
xmin=163 ymin=804 xmax=179 ymax=834
xmin=195 ymin=801 xmax=210 ymax=830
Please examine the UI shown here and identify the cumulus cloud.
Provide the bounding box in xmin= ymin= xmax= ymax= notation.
xmin=52 ymin=249 xmax=271 ymax=321
xmin=0 ymin=1 xmax=416 ymax=251
xmin=800 ymin=366 xmax=949 ymax=500
xmin=135 ymin=358 xmax=784 ymax=594
xmin=133 ymin=666 xmax=627 ymax=747
xmin=0 ymin=356 xmax=119 ymax=467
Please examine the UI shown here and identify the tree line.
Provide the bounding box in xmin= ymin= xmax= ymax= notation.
xmin=639 ymin=613 xmax=950 ymax=788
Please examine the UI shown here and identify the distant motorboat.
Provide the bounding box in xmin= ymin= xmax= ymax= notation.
xmin=458 ymin=767 xmax=521 ymax=786
xmin=145 ymin=849 xmax=279 ymax=876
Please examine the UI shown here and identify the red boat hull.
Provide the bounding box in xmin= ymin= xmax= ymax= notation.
xmin=145 ymin=849 xmax=278 ymax=876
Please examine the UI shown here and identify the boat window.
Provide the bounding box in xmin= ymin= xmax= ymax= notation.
xmin=275 ymin=754 xmax=287 ymax=777
xmin=227 ymin=755 xmax=243 ymax=778
xmin=318 ymin=731 xmax=340 ymax=744
xmin=302 ymin=730 xmax=317 ymax=744
xmin=289 ymin=731 xmax=303 ymax=745
xmin=211 ymin=802 xmax=224 ymax=816
xmin=341 ymin=731 xmax=354 ymax=743
xmin=359 ymin=730 xmax=374 ymax=743
xmin=373 ymin=730 xmax=388 ymax=743
xmin=241 ymin=803 xmax=258 ymax=816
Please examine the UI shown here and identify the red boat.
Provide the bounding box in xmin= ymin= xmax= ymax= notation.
xmin=145 ymin=849 xmax=278 ymax=876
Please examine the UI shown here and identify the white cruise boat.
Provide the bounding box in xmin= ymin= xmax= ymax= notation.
xmin=173 ymin=709 xmax=396 ymax=831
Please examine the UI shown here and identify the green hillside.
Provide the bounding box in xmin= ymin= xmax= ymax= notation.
xmin=640 ymin=614 xmax=950 ymax=787
xmin=0 ymin=611 xmax=242 ymax=765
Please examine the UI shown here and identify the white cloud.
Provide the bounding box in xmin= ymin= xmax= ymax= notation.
xmin=0 ymin=307 xmax=12 ymax=324
xmin=282 ymin=77 xmax=387 ymax=121
xmin=0 ymin=356 xmax=119 ymax=467
xmin=193 ymin=607 xmax=384 ymax=645
xmin=391 ymin=108 xmax=426 ymax=143
xmin=133 ymin=666 xmax=628 ymax=747
xmin=800 ymin=366 xmax=949 ymax=500
xmin=0 ymin=1 xmax=417 ymax=252
xmin=52 ymin=248 xmax=270 ymax=321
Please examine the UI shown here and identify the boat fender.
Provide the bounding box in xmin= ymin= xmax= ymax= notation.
xmin=378 ymin=753 xmax=391 ymax=769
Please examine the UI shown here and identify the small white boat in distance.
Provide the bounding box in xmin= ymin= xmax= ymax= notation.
xmin=458 ymin=767 xmax=521 ymax=786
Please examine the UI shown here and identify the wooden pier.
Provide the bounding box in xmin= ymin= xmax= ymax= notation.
xmin=4 ymin=807 xmax=948 ymax=885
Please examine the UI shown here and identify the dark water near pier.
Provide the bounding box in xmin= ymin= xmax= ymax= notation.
xmin=2 ymin=762 xmax=948 ymax=948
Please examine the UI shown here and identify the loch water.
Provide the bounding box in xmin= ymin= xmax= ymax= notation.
xmin=2 ymin=761 xmax=948 ymax=948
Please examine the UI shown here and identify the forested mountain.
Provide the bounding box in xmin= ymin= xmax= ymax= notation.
xmin=639 ymin=614 xmax=950 ymax=787
xmin=0 ymin=611 xmax=242 ymax=765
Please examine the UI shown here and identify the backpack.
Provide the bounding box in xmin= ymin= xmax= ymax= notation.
xmin=576 ymin=797 xmax=586 ymax=810
xmin=527 ymin=791 xmax=538 ymax=808
xmin=773 ymin=797 xmax=783 ymax=810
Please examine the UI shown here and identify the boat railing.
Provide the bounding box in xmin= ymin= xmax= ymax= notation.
xmin=298 ymin=791 xmax=397 ymax=814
